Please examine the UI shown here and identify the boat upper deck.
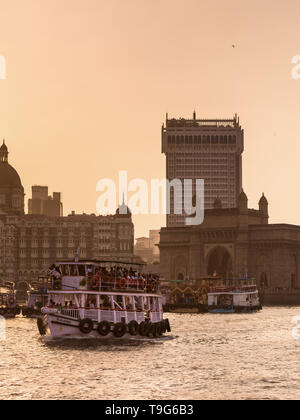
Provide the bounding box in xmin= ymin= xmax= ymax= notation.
xmin=49 ymin=260 xmax=160 ymax=294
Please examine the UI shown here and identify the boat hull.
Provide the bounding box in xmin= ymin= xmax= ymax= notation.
xmin=208 ymin=305 xmax=262 ymax=314
xmin=164 ymin=304 xmax=208 ymax=314
xmin=0 ymin=307 xmax=21 ymax=318
xmin=38 ymin=313 xmax=171 ymax=339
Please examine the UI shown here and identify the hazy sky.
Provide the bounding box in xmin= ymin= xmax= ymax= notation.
xmin=1 ymin=0 xmax=300 ymax=238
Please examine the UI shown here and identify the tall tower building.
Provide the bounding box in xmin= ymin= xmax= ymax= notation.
xmin=161 ymin=112 xmax=244 ymax=226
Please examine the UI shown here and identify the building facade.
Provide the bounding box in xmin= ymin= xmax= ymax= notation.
xmin=135 ymin=230 xmax=160 ymax=264
xmin=28 ymin=186 xmax=63 ymax=217
xmin=161 ymin=113 xmax=244 ymax=227
xmin=159 ymin=192 xmax=300 ymax=303
xmin=0 ymin=143 xmax=135 ymax=285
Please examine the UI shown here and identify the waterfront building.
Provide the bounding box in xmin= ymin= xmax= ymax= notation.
xmin=135 ymin=230 xmax=160 ymax=264
xmin=0 ymin=142 xmax=135 ymax=286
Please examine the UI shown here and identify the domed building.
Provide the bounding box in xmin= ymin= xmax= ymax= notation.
xmin=0 ymin=143 xmax=136 ymax=286
xmin=0 ymin=141 xmax=24 ymax=215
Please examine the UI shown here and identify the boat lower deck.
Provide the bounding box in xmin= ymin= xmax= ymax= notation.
xmin=38 ymin=312 xmax=171 ymax=339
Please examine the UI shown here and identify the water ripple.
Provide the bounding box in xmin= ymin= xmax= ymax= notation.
xmin=0 ymin=307 xmax=300 ymax=399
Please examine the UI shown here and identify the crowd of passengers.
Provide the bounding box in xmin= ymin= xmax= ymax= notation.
xmin=86 ymin=266 xmax=159 ymax=283
xmin=50 ymin=264 xmax=160 ymax=290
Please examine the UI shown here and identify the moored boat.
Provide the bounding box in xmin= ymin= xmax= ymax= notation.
xmin=37 ymin=260 xmax=171 ymax=339
xmin=207 ymin=282 xmax=262 ymax=313
xmin=0 ymin=283 xmax=21 ymax=318
xmin=22 ymin=276 xmax=51 ymax=318
xmin=163 ymin=276 xmax=262 ymax=314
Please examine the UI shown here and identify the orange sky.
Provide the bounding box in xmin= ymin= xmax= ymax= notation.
xmin=0 ymin=0 xmax=300 ymax=238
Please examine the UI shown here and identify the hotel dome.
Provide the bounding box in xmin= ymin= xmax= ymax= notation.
xmin=0 ymin=141 xmax=24 ymax=215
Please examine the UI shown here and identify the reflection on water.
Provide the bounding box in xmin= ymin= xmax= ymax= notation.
xmin=42 ymin=335 xmax=175 ymax=351
xmin=1 ymin=307 xmax=300 ymax=400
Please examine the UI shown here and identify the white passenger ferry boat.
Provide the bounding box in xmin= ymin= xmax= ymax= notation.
xmin=37 ymin=260 xmax=171 ymax=339
xmin=207 ymin=278 xmax=262 ymax=313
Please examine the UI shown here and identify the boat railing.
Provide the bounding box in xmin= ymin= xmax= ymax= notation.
xmin=92 ymin=276 xmax=159 ymax=293
xmin=150 ymin=311 xmax=163 ymax=323
xmin=60 ymin=308 xmax=80 ymax=319
xmin=209 ymin=285 xmax=257 ymax=294
xmin=54 ymin=306 xmax=159 ymax=323
xmin=84 ymin=309 xmax=98 ymax=320
xmin=82 ymin=310 xmax=146 ymax=323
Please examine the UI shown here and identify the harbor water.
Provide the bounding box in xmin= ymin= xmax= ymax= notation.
xmin=1 ymin=306 xmax=300 ymax=400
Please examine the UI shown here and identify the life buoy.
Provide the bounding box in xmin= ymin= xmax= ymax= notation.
xmin=79 ymin=318 xmax=93 ymax=334
xmin=90 ymin=276 xmax=99 ymax=290
xmin=144 ymin=321 xmax=153 ymax=336
xmin=157 ymin=322 xmax=163 ymax=337
xmin=165 ymin=318 xmax=171 ymax=333
xmin=113 ymin=322 xmax=127 ymax=338
xmin=118 ymin=278 xmax=127 ymax=290
xmin=160 ymin=321 xmax=166 ymax=334
xmin=97 ymin=321 xmax=111 ymax=336
xmin=138 ymin=321 xmax=147 ymax=336
xmin=128 ymin=320 xmax=139 ymax=336
xmin=8 ymin=297 xmax=15 ymax=306
xmin=37 ymin=317 xmax=46 ymax=336
xmin=147 ymin=322 xmax=157 ymax=338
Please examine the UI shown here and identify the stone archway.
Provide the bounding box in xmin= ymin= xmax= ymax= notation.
xmin=207 ymin=246 xmax=233 ymax=278
xmin=173 ymin=255 xmax=188 ymax=281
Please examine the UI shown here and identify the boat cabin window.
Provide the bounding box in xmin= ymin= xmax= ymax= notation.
xmin=125 ymin=296 xmax=133 ymax=310
xmin=143 ymin=296 xmax=150 ymax=311
xmin=69 ymin=265 xmax=78 ymax=276
xmin=99 ymin=295 xmax=112 ymax=310
xmin=87 ymin=295 xmax=97 ymax=308
xmin=78 ymin=265 xmax=86 ymax=276
xmin=114 ymin=295 xmax=123 ymax=310
xmin=86 ymin=265 xmax=95 ymax=275
xmin=61 ymin=265 xmax=70 ymax=276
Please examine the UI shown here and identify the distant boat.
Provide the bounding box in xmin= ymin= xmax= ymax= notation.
xmin=163 ymin=276 xmax=262 ymax=314
xmin=22 ymin=276 xmax=52 ymax=318
xmin=208 ymin=282 xmax=262 ymax=314
xmin=0 ymin=283 xmax=21 ymax=318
